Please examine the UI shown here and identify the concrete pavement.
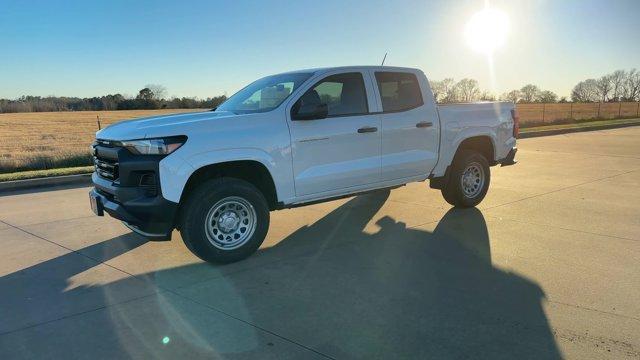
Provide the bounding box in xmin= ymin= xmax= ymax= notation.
xmin=1 ymin=127 xmax=639 ymax=359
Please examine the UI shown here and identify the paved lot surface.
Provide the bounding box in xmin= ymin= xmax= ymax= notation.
xmin=1 ymin=127 xmax=639 ymax=359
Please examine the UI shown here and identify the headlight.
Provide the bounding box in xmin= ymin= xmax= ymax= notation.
xmin=120 ymin=136 xmax=187 ymax=155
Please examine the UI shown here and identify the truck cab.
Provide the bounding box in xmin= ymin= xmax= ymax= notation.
xmin=90 ymin=66 xmax=517 ymax=263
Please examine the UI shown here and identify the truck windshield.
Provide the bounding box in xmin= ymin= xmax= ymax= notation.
xmin=216 ymin=73 xmax=313 ymax=114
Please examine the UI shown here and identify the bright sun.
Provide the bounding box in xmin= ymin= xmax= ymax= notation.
xmin=464 ymin=8 xmax=509 ymax=55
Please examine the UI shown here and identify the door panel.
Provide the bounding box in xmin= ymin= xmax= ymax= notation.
xmin=290 ymin=116 xmax=380 ymax=196
xmin=373 ymin=71 xmax=440 ymax=181
xmin=288 ymin=71 xmax=381 ymax=196
xmin=379 ymin=108 xmax=439 ymax=180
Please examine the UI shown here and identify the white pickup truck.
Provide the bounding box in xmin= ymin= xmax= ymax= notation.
xmin=90 ymin=66 xmax=518 ymax=263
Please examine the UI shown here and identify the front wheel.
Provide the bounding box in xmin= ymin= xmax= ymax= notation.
xmin=441 ymin=150 xmax=490 ymax=208
xmin=179 ymin=177 xmax=269 ymax=263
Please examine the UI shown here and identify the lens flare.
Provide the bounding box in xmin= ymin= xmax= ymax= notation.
xmin=464 ymin=8 xmax=509 ymax=55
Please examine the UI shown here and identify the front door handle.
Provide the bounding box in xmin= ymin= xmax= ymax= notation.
xmin=416 ymin=121 xmax=433 ymax=128
xmin=357 ymin=126 xmax=378 ymax=133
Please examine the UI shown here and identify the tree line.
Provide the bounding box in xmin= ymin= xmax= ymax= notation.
xmin=3 ymin=70 xmax=640 ymax=113
xmin=430 ymin=68 xmax=640 ymax=104
xmin=0 ymin=84 xmax=227 ymax=113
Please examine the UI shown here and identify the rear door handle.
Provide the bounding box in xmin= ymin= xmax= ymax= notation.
xmin=416 ymin=121 xmax=433 ymax=128
xmin=357 ymin=126 xmax=378 ymax=133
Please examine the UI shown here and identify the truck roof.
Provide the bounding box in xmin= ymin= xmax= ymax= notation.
xmin=278 ymin=65 xmax=423 ymax=76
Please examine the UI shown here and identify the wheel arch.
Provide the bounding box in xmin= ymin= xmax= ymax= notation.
xmin=430 ymin=134 xmax=496 ymax=190
xmin=455 ymin=135 xmax=496 ymax=165
xmin=179 ymin=160 xmax=279 ymax=211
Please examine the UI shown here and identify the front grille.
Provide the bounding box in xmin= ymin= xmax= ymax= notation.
xmin=93 ymin=139 xmax=119 ymax=181
xmin=94 ymin=156 xmax=119 ymax=180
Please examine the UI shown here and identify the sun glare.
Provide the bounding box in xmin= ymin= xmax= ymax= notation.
xmin=464 ymin=8 xmax=509 ymax=54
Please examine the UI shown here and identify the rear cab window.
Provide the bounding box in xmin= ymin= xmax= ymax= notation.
xmin=375 ymin=72 xmax=424 ymax=112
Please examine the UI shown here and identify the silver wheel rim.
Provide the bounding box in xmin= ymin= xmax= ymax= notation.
xmin=204 ymin=196 xmax=257 ymax=250
xmin=460 ymin=162 xmax=485 ymax=198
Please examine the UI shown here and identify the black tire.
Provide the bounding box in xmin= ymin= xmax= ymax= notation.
xmin=441 ymin=150 xmax=490 ymax=208
xmin=179 ymin=177 xmax=269 ymax=264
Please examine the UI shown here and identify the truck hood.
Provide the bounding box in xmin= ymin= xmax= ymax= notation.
xmin=95 ymin=110 xmax=239 ymax=140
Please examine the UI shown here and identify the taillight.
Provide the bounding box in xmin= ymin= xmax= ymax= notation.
xmin=511 ymin=109 xmax=520 ymax=138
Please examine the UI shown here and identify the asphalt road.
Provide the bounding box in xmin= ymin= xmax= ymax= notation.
xmin=1 ymin=127 xmax=639 ymax=359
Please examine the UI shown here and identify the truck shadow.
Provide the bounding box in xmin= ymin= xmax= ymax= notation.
xmin=0 ymin=191 xmax=562 ymax=359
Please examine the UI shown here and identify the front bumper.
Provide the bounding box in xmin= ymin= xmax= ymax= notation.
xmin=91 ymin=174 xmax=177 ymax=240
xmin=90 ymin=141 xmax=178 ymax=240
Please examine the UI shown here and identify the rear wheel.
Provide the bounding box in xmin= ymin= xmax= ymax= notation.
xmin=179 ymin=177 xmax=269 ymax=263
xmin=441 ymin=150 xmax=490 ymax=208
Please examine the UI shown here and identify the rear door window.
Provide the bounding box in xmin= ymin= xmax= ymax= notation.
xmin=375 ymin=72 xmax=424 ymax=112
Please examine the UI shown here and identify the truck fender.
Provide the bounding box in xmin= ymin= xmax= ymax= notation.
xmin=432 ymin=128 xmax=497 ymax=178
xmin=159 ymin=148 xmax=291 ymax=204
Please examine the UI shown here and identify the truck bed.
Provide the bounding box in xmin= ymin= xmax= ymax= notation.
xmin=437 ymin=101 xmax=514 ymax=126
xmin=431 ymin=101 xmax=516 ymax=177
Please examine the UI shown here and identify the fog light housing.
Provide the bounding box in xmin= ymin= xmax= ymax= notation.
xmin=138 ymin=172 xmax=157 ymax=197
xmin=139 ymin=173 xmax=156 ymax=186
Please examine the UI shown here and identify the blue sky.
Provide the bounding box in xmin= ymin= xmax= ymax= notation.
xmin=1 ymin=0 xmax=638 ymax=99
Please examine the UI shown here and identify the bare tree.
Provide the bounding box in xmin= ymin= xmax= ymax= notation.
xmin=595 ymin=75 xmax=613 ymax=102
xmin=440 ymin=78 xmax=457 ymax=103
xmin=609 ymin=70 xmax=626 ymax=101
xmin=537 ymin=90 xmax=558 ymax=103
xmin=519 ymin=84 xmax=540 ymax=103
xmin=500 ymin=90 xmax=521 ymax=103
xmin=454 ymin=78 xmax=480 ymax=102
xmin=145 ymin=84 xmax=168 ymax=100
xmin=430 ymin=78 xmax=455 ymax=103
xmin=430 ymin=80 xmax=444 ymax=103
xmin=571 ymin=79 xmax=599 ymax=102
xmin=623 ymin=69 xmax=640 ymax=101
xmin=478 ymin=91 xmax=496 ymax=101
xmin=568 ymin=68 xmax=640 ymax=102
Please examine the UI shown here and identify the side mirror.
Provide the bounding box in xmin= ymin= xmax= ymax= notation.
xmin=292 ymin=103 xmax=328 ymax=121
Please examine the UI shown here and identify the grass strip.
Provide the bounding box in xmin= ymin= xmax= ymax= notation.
xmin=521 ymin=118 xmax=640 ymax=132
xmin=0 ymin=166 xmax=94 ymax=182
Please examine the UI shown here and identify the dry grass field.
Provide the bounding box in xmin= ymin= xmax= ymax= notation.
xmin=0 ymin=109 xmax=202 ymax=173
xmin=517 ymin=102 xmax=640 ymax=124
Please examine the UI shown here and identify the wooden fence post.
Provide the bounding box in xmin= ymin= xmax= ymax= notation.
xmin=597 ymin=103 xmax=601 ymax=119
xmin=637 ymin=102 xmax=639 ymax=117
xmin=570 ymin=103 xmax=573 ymax=120
xmin=619 ymin=102 xmax=622 ymax=117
